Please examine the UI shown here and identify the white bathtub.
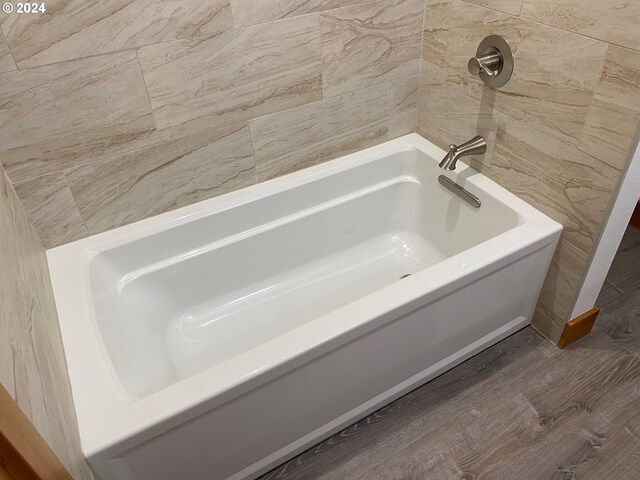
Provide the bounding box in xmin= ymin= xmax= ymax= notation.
xmin=48 ymin=133 xmax=561 ymax=480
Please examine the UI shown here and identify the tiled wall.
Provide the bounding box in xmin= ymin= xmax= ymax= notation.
xmin=418 ymin=0 xmax=640 ymax=341
xmin=0 ymin=164 xmax=91 ymax=479
xmin=1 ymin=0 xmax=638 ymax=347
xmin=0 ymin=0 xmax=423 ymax=249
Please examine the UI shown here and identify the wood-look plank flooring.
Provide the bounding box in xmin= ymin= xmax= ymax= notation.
xmin=260 ymin=227 xmax=640 ymax=479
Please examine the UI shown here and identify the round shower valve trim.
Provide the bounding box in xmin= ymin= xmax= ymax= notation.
xmin=467 ymin=35 xmax=514 ymax=88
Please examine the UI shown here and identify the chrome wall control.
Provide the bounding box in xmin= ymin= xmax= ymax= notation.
xmin=468 ymin=35 xmax=513 ymax=88
xmin=438 ymin=175 xmax=481 ymax=209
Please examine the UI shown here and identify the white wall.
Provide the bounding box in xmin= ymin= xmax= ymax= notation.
xmin=571 ymin=127 xmax=640 ymax=317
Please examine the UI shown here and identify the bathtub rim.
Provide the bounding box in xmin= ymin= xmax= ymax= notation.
xmin=47 ymin=133 xmax=562 ymax=458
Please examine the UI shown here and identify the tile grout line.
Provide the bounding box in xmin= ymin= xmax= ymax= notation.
xmin=12 ymin=171 xmax=60 ymax=188
xmin=251 ymin=74 xmax=421 ymax=127
xmin=4 ymin=0 xmax=637 ymax=75
xmin=0 ymin=3 xmax=353 ymax=78
xmin=6 ymin=4 xmax=375 ymax=73
xmin=59 ymin=172 xmax=90 ymax=238
xmin=8 ymin=120 xmax=253 ymax=187
xmin=10 ymin=73 xmax=421 ymax=189
xmin=418 ymin=0 xmax=427 ymax=76
xmin=419 ymin=72 xmax=619 ymax=174
xmin=134 ymin=49 xmax=161 ymax=144
xmin=11 ymin=171 xmax=89 ymax=247
xmin=5 ymin=46 xmax=157 ymax=73
xmin=5 ymin=169 xmax=45 ymax=256
xmin=443 ymin=3 xmax=630 ymax=166
xmin=414 ymin=0 xmax=428 ymax=133
xmin=245 ymin=120 xmax=260 ymax=182
xmin=0 ymin=26 xmax=18 ymax=71
xmin=441 ymin=6 xmax=609 ymax=163
xmin=461 ymin=0 xmax=639 ymax=54
xmin=2 ymin=167 xmax=18 ymax=222
xmin=231 ymin=0 xmax=382 ymax=30
xmin=386 ymin=80 xmax=394 ymax=139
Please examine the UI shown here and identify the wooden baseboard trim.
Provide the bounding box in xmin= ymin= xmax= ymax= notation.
xmin=557 ymin=307 xmax=600 ymax=349
xmin=1 ymin=463 xmax=13 ymax=480
xmin=630 ymin=202 xmax=640 ymax=230
xmin=0 ymin=384 xmax=73 ymax=480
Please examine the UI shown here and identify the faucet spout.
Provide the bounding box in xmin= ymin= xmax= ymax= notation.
xmin=438 ymin=136 xmax=487 ymax=171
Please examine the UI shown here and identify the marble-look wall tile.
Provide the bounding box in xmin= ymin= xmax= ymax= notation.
xmin=580 ymin=45 xmax=640 ymax=171
xmin=321 ymin=0 xmax=423 ymax=97
xmin=0 ymin=0 xmax=233 ymax=68
xmin=251 ymin=85 xmax=390 ymax=181
xmin=138 ymin=15 xmax=322 ymax=142
xmin=521 ymin=0 xmax=640 ymax=51
xmin=389 ymin=75 xmax=419 ymax=137
xmin=580 ymin=101 xmax=639 ymax=173
xmin=65 ymin=125 xmax=256 ymax=235
xmin=417 ymin=0 xmax=640 ymax=342
xmin=10 ymin=187 xmax=91 ymax=479
xmin=0 ymin=165 xmax=92 ymax=479
xmin=417 ymin=77 xmax=500 ymax=166
xmin=490 ymin=117 xmax=619 ymax=254
xmin=533 ymin=238 xmax=588 ymax=343
xmin=444 ymin=0 xmax=608 ymax=147
xmin=0 ymin=182 xmax=45 ymax=441
xmin=230 ymin=0 xmax=371 ymax=26
xmin=464 ymin=0 xmax=522 ymax=15
xmin=0 ymin=170 xmax=19 ymax=398
xmin=593 ymin=46 xmax=640 ymax=114
xmin=421 ymin=0 xmax=449 ymax=83
xmin=432 ymin=0 xmax=522 ymax=95
xmin=0 ymin=31 xmax=15 ymax=72
xmin=0 ymin=50 xmax=157 ymax=183
xmin=14 ymin=173 xmax=88 ymax=249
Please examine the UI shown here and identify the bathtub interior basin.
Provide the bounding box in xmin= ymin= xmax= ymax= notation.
xmin=48 ymin=133 xmax=561 ymax=479
xmin=90 ymin=144 xmax=521 ymax=399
